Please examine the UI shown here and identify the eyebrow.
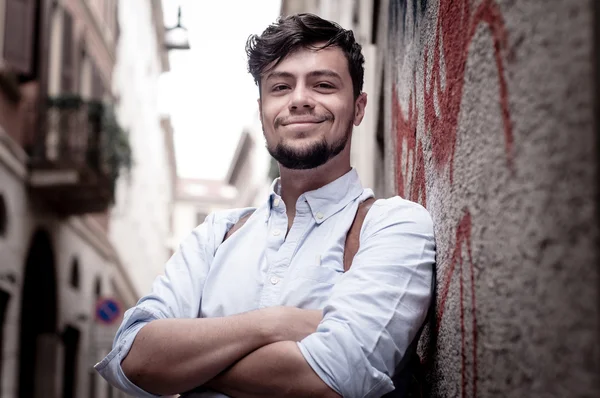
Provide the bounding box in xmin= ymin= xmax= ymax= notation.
xmin=265 ymin=69 xmax=343 ymax=82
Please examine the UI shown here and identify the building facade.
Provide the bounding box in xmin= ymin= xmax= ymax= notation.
xmin=0 ymin=1 xmax=174 ymax=397
xmin=171 ymin=112 xmax=272 ymax=252
xmin=225 ymin=112 xmax=273 ymax=209
xmin=170 ymin=178 xmax=237 ymax=254
xmin=108 ymin=0 xmax=174 ymax=299
xmin=283 ymin=1 xmax=599 ymax=397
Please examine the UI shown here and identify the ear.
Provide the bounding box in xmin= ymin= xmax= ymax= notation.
xmin=353 ymin=92 xmax=368 ymax=126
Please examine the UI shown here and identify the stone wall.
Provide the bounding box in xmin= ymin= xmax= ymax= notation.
xmin=382 ymin=0 xmax=599 ymax=396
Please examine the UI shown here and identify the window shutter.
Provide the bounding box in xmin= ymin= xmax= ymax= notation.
xmin=75 ymin=39 xmax=85 ymax=93
xmin=3 ymin=0 xmax=36 ymax=75
xmin=61 ymin=9 xmax=74 ymax=92
xmin=91 ymin=63 xmax=104 ymax=100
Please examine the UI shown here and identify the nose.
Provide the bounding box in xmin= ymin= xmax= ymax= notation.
xmin=289 ymin=84 xmax=315 ymax=111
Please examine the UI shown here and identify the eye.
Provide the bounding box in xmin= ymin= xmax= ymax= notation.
xmin=272 ymin=84 xmax=290 ymax=92
xmin=316 ymin=82 xmax=335 ymax=90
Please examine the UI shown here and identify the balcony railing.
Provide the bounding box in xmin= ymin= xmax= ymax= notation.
xmin=28 ymin=95 xmax=131 ymax=216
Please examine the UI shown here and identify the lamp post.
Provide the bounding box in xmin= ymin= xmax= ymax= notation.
xmin=165 ymin=6 xmax=190 ymax=50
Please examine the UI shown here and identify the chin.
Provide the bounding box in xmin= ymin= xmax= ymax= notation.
xmin=283 ymin=135 xmax=323 ymax=149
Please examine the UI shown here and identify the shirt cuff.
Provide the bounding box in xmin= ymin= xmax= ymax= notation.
xmin=297 ymin=322 xmax=394 ymax=398
xmin=94 ymin=322 xmax=160 ymax=398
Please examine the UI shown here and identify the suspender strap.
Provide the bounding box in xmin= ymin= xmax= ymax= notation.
xmin=223 ymin=197 xmax=376 ymax=273
xmin=223 ymin=212 xmax=253 ymax=241
xmin=343 ymin=197 xmax=376 ymax=271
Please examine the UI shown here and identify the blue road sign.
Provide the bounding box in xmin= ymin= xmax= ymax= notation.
xmin=95 ymin=298 xmax=122 ymax=325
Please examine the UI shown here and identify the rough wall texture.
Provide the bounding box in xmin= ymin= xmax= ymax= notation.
xmin=383 ymin=0 xmax=599 ymax=396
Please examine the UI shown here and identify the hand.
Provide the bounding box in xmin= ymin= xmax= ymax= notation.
xmin=261 ymin=306 xmax=323 ymax=343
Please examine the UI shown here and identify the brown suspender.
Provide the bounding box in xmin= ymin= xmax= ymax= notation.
xmin=222 ymin=197 xmax=376 ymax=271
xmin=222 ymin=212 xmax=253 ymax=241
xmin=342 ymin=197 xmax=376 ymax=271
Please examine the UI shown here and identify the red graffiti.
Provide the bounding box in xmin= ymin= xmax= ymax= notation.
xmin=436 ymin=211 xmax=477 ymax=398
xmin=393 ymin=82 xmax=426 ymax=206
xmin=392 ymin=0 xmax=513 ymax=396
xmin=424 ymin=0 xmax=513 ymax=181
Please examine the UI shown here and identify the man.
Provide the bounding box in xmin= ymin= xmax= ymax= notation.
xmin=96 ymin=13 xmax=435 ymax=398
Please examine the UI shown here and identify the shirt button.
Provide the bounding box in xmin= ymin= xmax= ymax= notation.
xmin=270 ymin=276 xmax=280 ymax=285
xmin=273 ymin=198 xmax=280 ymax=207
xmin=316 ymin=212 xmax=324 ymax=220
xmin=272 ymin=229 xmax=281 ymax=236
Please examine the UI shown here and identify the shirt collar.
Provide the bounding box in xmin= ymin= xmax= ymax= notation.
xmin=266 ymin=168 xmax=364 ymax=224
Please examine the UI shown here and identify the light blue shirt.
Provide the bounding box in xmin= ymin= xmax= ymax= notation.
xmin=95 ymin=169 xmax=435 ymax=398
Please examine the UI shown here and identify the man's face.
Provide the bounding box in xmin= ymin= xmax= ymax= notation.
xmin=259 ymin=45 xmax=367 ymax=170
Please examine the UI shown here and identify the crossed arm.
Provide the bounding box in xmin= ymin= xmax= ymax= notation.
xmin=113 ymin=200 xmax=435 ymax=398
xmin=205 ymin=341 xmax=340 ymax=398
xmin=121 ymin=306 xmax=340 ymax=397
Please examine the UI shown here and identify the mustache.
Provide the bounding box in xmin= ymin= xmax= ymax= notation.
xmin=274 ymin=113 xmax=334 ymax=128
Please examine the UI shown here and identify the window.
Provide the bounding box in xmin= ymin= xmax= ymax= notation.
xmin=77 ymin=39 xmax=87 ymax=95
xmin=0 ymin=194 xmax=7 ymax=238
xmin=61 ymin=9 xmax=74 ymax=93
xmin=69 ymin=258 xmax=80 ymax=289
xmin=91 ymin=62 xmax=105 ymax=100
xmin=94 ymin=277 xmax=102 ymax=299
xmin=372 ymin=0 xmax=381 ymax=44
xmin=352 ymin=0 xmax=359 ymax=25
xmin=3 ymin=0 xmax=36 ymax=76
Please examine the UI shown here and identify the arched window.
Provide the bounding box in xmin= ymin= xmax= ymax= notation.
xmin=69 ymin=258 xmax=80 ymax=289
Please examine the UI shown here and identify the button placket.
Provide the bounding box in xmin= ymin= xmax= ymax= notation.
xmin=260 ymin=207 xmax=289 ymax=308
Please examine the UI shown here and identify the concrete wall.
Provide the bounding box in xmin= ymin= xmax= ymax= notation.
xmin=383 ymin=0 xmax=599 ymax=396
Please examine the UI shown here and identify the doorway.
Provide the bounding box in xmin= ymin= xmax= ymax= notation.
xmin=18 ymin=229 xmax=58 ymax=398
xmin=61 ymin=326 xmax=80 ymax=398
xmin=0 ymin=290 xmax=10 ymax=393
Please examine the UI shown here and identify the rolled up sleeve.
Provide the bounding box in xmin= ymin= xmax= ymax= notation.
xmin=94 ymin=211 xmax=232 ymax=396
xmin=298 ymin=198 xmax=435 ymax=398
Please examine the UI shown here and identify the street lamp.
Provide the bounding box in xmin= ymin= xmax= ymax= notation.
xmin=165 ymin=6 xmax=190 ymax=50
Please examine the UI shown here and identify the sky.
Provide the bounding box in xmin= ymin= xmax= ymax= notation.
xmin=159 ymin=0 xmax=281 ymax=180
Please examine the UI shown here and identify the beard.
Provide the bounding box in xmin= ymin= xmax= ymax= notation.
xmin=265 ymin=118 xmax=353 ymax=170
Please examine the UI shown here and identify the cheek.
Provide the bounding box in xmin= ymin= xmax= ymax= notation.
xmin=261 ymin=101 xmax=281 ymax=126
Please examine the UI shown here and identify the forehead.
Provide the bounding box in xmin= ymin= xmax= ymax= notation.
xmin=267 ymin=45 xmax=350 ymax=80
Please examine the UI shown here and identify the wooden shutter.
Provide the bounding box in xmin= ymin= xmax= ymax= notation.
xmin=75 ymin=39 xmax=85 ymax=93
xmin=91 ymin=63 xmax=104 ymax=100
xmin=61 ymin=9 xmax=74 ymax=92
xmin=3 ymin=0 xmax=36 ymax=75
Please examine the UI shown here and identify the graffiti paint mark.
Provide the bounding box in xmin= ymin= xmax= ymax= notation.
xmin=436 ymin=211 xmax=477 ymax=398
xmin=390 ymin=0 xmax=514 ymax=396
xmin=392 ymin=81 xmax=427 ymax=205
xmin=424 ymin=0 xmax=513 ymax=181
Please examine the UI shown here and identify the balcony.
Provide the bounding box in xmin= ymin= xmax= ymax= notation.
xmin=28 ymin=95 xmax=131 ymax=216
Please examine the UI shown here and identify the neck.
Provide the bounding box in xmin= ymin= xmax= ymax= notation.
xmin=278 ymin=146 xmax=351 ymax=219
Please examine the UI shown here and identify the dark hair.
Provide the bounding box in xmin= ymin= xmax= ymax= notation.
xmin=246 ymin=13 xmax=365 ymax=99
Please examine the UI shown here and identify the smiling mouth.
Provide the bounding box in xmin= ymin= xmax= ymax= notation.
xmin=283 ymin=120 xmax=325 ymax=126
xmin=285 ymin=121 xmax=322 ymax=126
